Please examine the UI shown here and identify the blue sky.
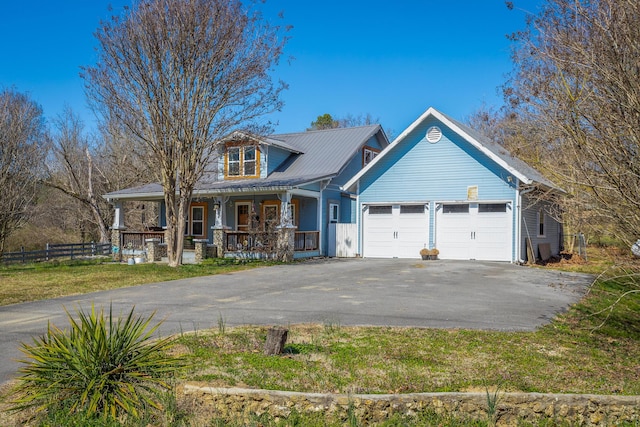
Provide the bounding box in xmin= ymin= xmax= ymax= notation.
xmin=0 ymin=1 xmax=540 ymax=137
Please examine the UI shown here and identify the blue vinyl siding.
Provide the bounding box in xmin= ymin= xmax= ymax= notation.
xmin=357 ymin=117 xmax=518 ymax=260
xmin=266 ymin=145 xmax=293 ymax=175
xmin=333 ymin=151 xmax=362 ymax=186
xmin=333 ymin=135 xmax=383 ymax=187
xmin=521 ymin=197 xmax=562 ymax=261
xmin=359 ymin=118 xmax=516 ymax=203
xmin=297 ymin=197 xmax=317 ymax=231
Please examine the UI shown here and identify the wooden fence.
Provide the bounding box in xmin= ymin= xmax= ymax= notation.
xmin=0 ymin=242 xmax=112 ymax=265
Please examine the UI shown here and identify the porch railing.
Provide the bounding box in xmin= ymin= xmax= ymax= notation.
xmin=295 ymin=231 xmax=319 ymax=251
xmin=224 ymin=230 xmax=319 ymax=252
xmin=121 ymin=231 xmax=165 ymax=250
xmin=225 ymin=231 xmax=276 ymax=252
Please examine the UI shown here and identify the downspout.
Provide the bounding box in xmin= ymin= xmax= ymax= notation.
xmin=318 ymin=180 xmax=328 ymax=256
xmin=355 ymin=180 xmax=361 ymax=257
xmin=517 ymin=185 xmax=536 ymax=263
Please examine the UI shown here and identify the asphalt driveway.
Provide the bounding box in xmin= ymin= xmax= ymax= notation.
xmin=0 ymin=258 xmax=593 ymax=384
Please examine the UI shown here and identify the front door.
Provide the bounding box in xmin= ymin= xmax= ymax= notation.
xmin=236 ymin=202 xmax=251 ymax=231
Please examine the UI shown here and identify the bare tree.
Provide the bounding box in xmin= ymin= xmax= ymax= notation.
xmin=308 ymin=112 xmax=388 ymax=135
xmin=82 ymin=0 xmax=288 ymax=266
xmin=45 ymin=107 xmax=112 ymax=243
xmin=0 ymin=88 xmax=48 ymax=254
xmin=505 ymin=0 xmax=640 ymax=246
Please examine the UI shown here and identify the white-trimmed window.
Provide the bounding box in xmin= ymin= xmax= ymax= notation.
xmin=191 ymin=205 xmax=204 ymax=237
xmin=185 ymin=203 xmax=207 ymax=238
xmin=537 ymin=209 xmax=546 ymax=237
xmin=226 ymin=145 xmax=259 ymax=177
xmin=363 ymin=147 xmax=379 ymax=166
xmin=329 ymin=203 xmax=339 ymax=223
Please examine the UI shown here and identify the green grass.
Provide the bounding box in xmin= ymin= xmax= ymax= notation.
xmin=1 ymin=248 xmax=639 ymax=425
xmin=0 ymin=258 xmax=267 ymax=306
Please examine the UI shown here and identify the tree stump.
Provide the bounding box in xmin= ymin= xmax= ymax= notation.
xmin=263 ymin=327 xmax=288 ymax=355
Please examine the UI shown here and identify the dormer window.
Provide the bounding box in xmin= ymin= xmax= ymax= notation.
xmin=226 ymin=144 xmax=259 ymax=178
xmin=363 ymin=147 xmax=380 ymax=166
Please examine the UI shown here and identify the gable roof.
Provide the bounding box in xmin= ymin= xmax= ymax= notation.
xmin=343 ymin=107 xmax=562 ymax=192
xmin=222 ymin=130 xmax=304 ymax=154
xmin=104 ymin=124 xmax=388 ymax=200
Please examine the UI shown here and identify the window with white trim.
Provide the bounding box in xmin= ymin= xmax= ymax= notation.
xmin=191 ymin=205 xmax=204 ymax=236
xmin=363 ymin=147 xmax=379 ymax=166
xmin=226 ymin=145 xmax=259 ymax=177
xmin=329 ymin=203 xmax=339 ymax=223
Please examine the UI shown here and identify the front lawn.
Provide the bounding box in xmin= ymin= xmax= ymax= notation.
xmin=1 ymin=247 xmax=638 ymax=426
xmin=0 ymin=258 xmax=263 ymax=306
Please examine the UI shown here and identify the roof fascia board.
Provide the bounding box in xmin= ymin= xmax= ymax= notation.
xmin=103 ymin=193 xmax=164 ymax=201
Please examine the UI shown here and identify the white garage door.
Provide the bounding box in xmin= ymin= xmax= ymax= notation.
xmin=436 ymin=202 xmax=512 ymax=261
xmin=363 ymin=204 xmax=429 ymax=258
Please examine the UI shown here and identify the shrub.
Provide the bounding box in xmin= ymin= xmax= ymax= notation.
xmin=10 ymin=304 xmax=183 ymax=423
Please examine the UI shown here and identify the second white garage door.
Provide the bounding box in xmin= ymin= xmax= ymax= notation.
xmin=363 ymin=204 xmax=429 ymax=258
xmin=435 ymin=202 xmax=512 ymax=261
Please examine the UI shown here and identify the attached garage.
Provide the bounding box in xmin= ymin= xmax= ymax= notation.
xmin=344 ymin=107 xmax=565 ymax=264
xmin=363 ymin=204 xmax=429 ymax=258
xmin=435 ymin=202 xmax=512 ymax=261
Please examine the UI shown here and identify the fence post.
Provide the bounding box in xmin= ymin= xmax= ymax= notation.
xmin=21 ymin=247 xmax=25 ymax=264
xmin=46 ymin=243 xmax=50 ymax=261
xmin=91 ymin=241 xmax=96 ymax=256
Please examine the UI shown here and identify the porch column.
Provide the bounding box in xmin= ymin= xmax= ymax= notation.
xmin=213 ymin=196 xmax=224 ymax=228
xmin=276 ymin=225 xmax=296 ymax=262
xmin=278 ymin=192 xmax=293 ymax=227
xmin=212 ymin=196 xmax=229 ymax=258
xmin=110 ymin=200 xmax=126 ymax=261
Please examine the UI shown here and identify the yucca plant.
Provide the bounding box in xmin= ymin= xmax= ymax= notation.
xmin=10 ymin=304 xmax=183 ymax=423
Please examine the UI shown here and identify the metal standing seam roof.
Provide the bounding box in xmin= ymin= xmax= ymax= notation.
xmin=104 ymin=124 xmax=386 ymax=200
xmin=267 ymin=124 xmax=383 ymax=180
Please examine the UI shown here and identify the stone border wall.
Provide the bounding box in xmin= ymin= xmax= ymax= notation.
xmin=181 ymin=384 xmax=640 ymax=426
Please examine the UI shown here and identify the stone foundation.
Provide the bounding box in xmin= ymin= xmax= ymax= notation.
xmin=275 ymin=226 xmax=296 ymax=262
xmin=180 ymin=385 xmax=640 ymax=426
xmin=146 ymin=238 xmax=161 ymax=262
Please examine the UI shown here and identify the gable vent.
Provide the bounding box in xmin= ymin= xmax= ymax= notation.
xmin=426 ymin=126 xmax=442 ymax=143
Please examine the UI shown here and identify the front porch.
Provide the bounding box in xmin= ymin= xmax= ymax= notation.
xmin=114 ymin=228 xmax=320 ymax=263
xmin=109 ymin=188 xmax=325 ymax=263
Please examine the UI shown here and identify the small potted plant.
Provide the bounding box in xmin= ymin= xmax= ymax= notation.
xmin=420 ymin=247 xmax=439 ymax=260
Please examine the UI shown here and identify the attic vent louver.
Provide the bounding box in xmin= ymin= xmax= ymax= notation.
xmin=426 ymin=126 xmax=442 ymax=143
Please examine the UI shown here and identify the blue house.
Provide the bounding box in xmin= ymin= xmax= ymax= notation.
xmin=104 ymin=125 xmax=389 ymax=259
xmin=343 ymin=107 xmax=564 ymax=262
